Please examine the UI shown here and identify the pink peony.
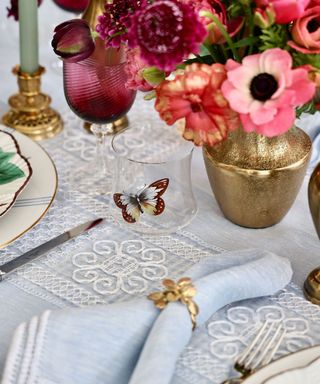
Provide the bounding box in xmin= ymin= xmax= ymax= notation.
xmin=127 ymin=0 xmax=207 ymax=72
xmin=288 ymin=0 xmax=320 ymax=54
xmin=125 ymin=48 xmax=154 ymax=92
xmin=155 ymin=63 xmax=240 ymax=146
xmin=255 ymin=0 xmax=310 ymax=24
xmin=221 ymin=48 xmax=316 ymax=137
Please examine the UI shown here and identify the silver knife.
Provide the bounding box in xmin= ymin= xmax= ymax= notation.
xmin=0 ymin=218 xmax=104 ymax=281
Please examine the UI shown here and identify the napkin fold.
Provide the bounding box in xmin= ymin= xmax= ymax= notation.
xmin=1 ymin=249 xmax=292 ymax=384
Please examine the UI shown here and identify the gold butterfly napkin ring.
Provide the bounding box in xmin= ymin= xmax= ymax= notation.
xmin=148 ymin=277 xmax=199 ymax=331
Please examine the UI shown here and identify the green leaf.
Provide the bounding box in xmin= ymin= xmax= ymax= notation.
xmin=292 ymin=52 xmax=320 ymax=69
xmin=200 ymin=11 xmax=240 ymax=61
xmin=0 ymin=148 xmax=25 ymax=185
xmin=0 ymin=149 xmax=14 ymax=163
xmin=231 ymin=36 xmax=259 ymax=49
xmin=296 ymin=101 xmax=317 ymax=118
xmin=259 ymin=24 xmax=289 ymax=51
xmin=199 ymin=44 xmax=211 ymax=57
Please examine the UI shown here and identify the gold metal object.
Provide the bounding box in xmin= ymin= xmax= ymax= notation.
xmin=83 ymin=115 xmax=129 ymax=135
xmin=304 ymin=268 xmax=320 ymax=305
xmin=148 ymin=277 xmax=199 ymax=330
xmin=308 ymin=162 xmax=320 ymax=238
xmin=203 ymin=127 xmax=311 ymax=228
xmin=81 ymin=0 xmax=105 ymax=29
xmin=303 ymin=163 xmax=320 ymax=305
xmin=2 ymin=66 xmax=63 ymax=141
xmin=81 ymin=0 xmax=129 ymax=135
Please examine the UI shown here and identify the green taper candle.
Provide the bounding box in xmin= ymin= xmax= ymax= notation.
xmin=19 ymin=0 xmax=39 ymax=74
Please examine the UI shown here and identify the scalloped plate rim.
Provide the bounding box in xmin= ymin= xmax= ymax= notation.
xmin=242 ymin=345 xmax=320 ymax=384
xmin=0 ymin=130 xmax=33 ymax=217
xmin=262 ymin=355 xmax=320 ymax=384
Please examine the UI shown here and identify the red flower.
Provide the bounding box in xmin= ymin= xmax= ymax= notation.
xmin=96 ymin=0 xmax=144 ymax=48
xmin=127 ymin=0 xmax=207 ymax=72
xmin=155 ymin=63 xmax=240 ymax=146
xmin=7 ymin=0 xmax=42 ymax=21
xmin=52 ymin=19 xmax=95 ymax=63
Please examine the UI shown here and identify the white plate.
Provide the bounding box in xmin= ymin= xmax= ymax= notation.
xmin=0 ymin=126 xmax=57 ymax=248
xmin=243 ymin=345 xmax=320 ymax=384
xmin=0 ymin=130 xmax=33 ymax=216
xmin=264 ymin=355 xmax=320 ymax=384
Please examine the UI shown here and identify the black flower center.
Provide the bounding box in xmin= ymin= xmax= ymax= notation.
xmin=250 ymin=73 xmax=278 ymax=102
xmin=307 ymin=19 xmax=320 ymax=33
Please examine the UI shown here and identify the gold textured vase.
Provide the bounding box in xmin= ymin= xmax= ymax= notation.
xmin=203 ymin=127 xmax=311 ymax=228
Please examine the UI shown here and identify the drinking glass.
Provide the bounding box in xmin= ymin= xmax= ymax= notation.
xmin=63 ymin=42 xmax=136 ymax=195
xmin=110 ymin=121 xmax=197 ymax=235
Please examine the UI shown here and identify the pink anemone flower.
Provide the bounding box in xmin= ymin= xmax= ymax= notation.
xmin=155 ymin=63 xmax=240 ymax=146
xmin=221 ymin=48 xmax=316 ymax=137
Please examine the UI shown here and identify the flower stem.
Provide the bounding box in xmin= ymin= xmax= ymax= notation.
xmin=200 ymin=11 xmax=240 ymax=62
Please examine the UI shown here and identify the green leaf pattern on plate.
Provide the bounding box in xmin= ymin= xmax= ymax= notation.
xmin=0 ymin=148 xmax=25 ymax=185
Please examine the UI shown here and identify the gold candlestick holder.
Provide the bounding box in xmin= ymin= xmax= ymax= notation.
xmin=2 ymin=66 xmax=63 ymax=141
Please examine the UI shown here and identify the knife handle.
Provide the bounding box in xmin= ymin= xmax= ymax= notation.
xmin=0 ymin=270 xmax=6 ymax=281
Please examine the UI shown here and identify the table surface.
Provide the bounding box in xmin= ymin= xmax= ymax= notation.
xmin=1 ymin=3 xmax=320 ymax=384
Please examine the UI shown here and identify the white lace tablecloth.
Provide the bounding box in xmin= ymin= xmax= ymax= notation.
xmin=1 ymin=2 xmax=320 ymax=383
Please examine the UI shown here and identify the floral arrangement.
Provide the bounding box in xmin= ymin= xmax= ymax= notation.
xmin=52 ymin=0 xmax=320 ymax=146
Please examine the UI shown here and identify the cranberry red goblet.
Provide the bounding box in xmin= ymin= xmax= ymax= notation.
xmin=63 ymin=43 xmax=136 ymax=195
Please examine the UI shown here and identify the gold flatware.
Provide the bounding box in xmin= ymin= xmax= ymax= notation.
xmin=221 ymin=321 xmax=286 ymax=384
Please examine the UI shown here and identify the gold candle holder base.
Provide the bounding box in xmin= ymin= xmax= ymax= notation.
xmin=2 ymin=66 xmax=63 ymax=141
xmin=304 ymin=268 xmax=320 ymax=305
xmin=83 ymin=115 xmax=129 ymax=135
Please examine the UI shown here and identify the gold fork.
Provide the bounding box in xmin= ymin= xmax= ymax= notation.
xmin=222 ymin=320 xmax=286 ymax=384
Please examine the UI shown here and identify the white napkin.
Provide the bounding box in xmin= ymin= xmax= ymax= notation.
xmin=1 ymin=249 xmax=292 ymax=384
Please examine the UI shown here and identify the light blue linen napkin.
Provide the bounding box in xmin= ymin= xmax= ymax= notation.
xmin=1 ymin=249 xmax=292 ymax=384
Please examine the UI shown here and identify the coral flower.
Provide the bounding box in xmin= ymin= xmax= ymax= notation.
xmin=255 ymin=0 xmax=310 ymax=24
xmin=155 ymin=63 xmax=240 ymax=146
xmin=127 ymin=0 xmax=207 ymax=71
xmin=221 ymin=48 xmax=316 ymax=137
xmin=189 ymin=0 xmax=243 ymax=44
xmin=288 ymin=0 xmax=320 ymax=54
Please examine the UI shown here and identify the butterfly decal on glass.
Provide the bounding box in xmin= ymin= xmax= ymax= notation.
xmin=113 ymin=178 xmax=169 ymax=223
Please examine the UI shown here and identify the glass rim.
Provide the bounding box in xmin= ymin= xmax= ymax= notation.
xmin=111 ymin=127 xmax=195 ymax=165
